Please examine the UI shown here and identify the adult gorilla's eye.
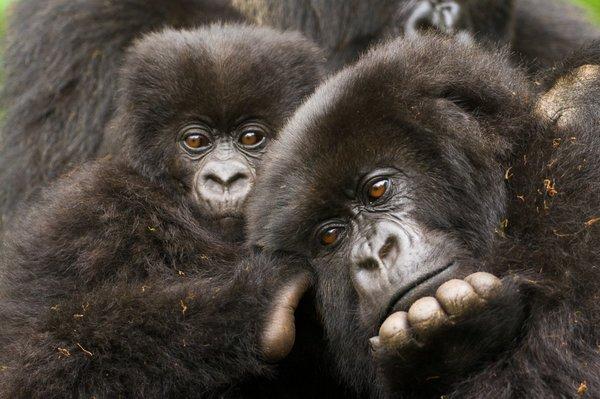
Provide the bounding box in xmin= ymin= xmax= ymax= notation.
xmin=239 ymin=130 xmax=266 ymax=147
xmin=367 ymin=178 xmax=390 ymax=202
xmin=318 ymin=226 xmax=345 ymax=247
xmin=183 ymin=133 xmax=211 ymax=151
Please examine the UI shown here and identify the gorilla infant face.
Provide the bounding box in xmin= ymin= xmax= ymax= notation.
xmin=109 ymin=25 xmax=323 ymax=223
xmin=177 ymin=117 xmax=268 ymax=218
xmin=248 ymin=35 xmax=531 ymax=376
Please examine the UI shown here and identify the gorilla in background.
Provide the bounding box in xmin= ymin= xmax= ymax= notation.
xmin=234 ymin=0 xmax=599 ymax=70
xmin=1 ymin=0 xmax=597 ymax=227
xmin=247 ymin=35 xmax=600 ymax=398
xmin=0 ymin=25 xmax=327 ymax=398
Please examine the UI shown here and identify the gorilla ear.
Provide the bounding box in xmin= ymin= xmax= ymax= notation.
xmin=537 ymin=42 xmax=600 ymax=125
xmin=537 ymin=64 xmax=600 ymax=125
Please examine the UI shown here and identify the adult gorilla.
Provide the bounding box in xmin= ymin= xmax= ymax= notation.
xmin=0 ymin=0 xmax=597 ymax=225
xmin=247 ymin=36 xmax=600 ymax=398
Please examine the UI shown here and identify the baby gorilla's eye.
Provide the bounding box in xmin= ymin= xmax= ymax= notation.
xmin=239 ymin=130 xmax=266 ymax=147
xmin=183 ymin=133 xmax=211 ymax=151
xmin=318 ymin=226 xmax=345 ymax=247
xmin=368 ymin=178 xmax=390 ymax=202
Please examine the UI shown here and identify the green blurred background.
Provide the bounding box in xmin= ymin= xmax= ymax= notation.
xmin=577 ymin=0 xmax=600 ymax=20
xmin=0 ymin=0 xmax=598 ymax=34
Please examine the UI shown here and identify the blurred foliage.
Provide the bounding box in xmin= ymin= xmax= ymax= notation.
xmin=578 ymin=0 xmax=600 ymax=20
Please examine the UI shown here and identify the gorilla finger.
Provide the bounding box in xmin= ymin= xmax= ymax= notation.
xmin=435 ymin=279 xmax=484 ymax=317
xmin=261 ymin=273 xmax=311 ymax=362
xmin=407 ymin=297 xmax=448 ymax=340
xmin=369 ymin=336 xmax=382 ymax=352
xmin=378 ymin=311 xmax=413 ymax=349
xmin=464 ymin=272 xmax=502 ymax=300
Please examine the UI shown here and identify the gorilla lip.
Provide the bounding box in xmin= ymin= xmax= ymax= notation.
xmin=380 ymin=261 xmax=456 ymax=324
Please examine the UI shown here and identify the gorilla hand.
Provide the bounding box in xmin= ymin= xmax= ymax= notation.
xmin=370 ymin=272 xmax=525 ymax=390
xmin=405 ymin=1 xmax=472 ymax=37
xmin=262 ymin=273 xmax=311 ymax=362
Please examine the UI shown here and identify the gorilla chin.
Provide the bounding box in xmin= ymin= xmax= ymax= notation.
xmin=384 ymin=261 xmax=458 ymax=318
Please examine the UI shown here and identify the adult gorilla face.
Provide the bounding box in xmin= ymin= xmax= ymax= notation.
xmin=311 ymin=168 xmax=464 ymax=325
xmin=247 ymin=35 xmax=531 ymax=389
xmin=106 ymin=26 xmax=324 ymax=226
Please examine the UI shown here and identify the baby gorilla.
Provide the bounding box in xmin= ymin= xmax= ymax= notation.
xmin=102 ymin=25 xmax=323 ymax=240
xmin=248 ymin=36 xmax=600 ymax=397
xmin=0 ymin=25 xmax=323 ymax=397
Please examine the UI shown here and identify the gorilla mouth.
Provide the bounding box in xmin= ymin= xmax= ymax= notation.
xmin=214 ymin=211 xmax=244 ymax=220
xmin=380 ymin=261 xmax=456 ymax=324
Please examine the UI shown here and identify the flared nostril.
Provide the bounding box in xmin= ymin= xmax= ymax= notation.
xmin=205 ymin=172 xmax=248 ymax=188
xmin=224 ymin=172 xmax=248 ymax=187
xmin=378 ymin=235 xmax=399 ymax=262
xmin=414 ymin=16 xmax=436 ymax=33
xmin=357 ymin=257 xmax=380 ymax=271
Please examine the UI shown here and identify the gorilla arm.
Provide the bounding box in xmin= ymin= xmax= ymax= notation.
xmin=0 ymin=160 xmax=310 ymax=397
xmin=454 ymin=44 xmax=600 ymax=399
xmin=0 ymin=253 xmax=309 ymax=398
xmin=375 ymin=46 xmax=600 ymax=398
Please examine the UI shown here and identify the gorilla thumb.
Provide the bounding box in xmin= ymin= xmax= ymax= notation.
xmin=261 ymin=273 xmax=312 ymax=362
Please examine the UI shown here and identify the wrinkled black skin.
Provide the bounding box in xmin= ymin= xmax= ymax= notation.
xmin=0 ymin=25 xmax=330 ymax=398
xmin=0 ymin=0 xmax=598 ymax=225
xmin=247 ymin=36 xmax=600 ymax=398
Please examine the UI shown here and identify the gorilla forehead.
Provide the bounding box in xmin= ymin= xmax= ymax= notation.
xmin=122 ymin=24 xmax=324 ymax=128
xmin=248 ymin=35 xmax=530 ymax=251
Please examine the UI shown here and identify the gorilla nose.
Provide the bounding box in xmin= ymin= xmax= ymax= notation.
xmin=406 ymin=1 xmax=462 ymax=35
xmin=354 ymin=235 xmax=401 ymax=271
xmin=202 ymin=162 xmax=250 ymax=194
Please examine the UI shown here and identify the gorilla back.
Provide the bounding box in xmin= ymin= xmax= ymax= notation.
xmin=248 ymin=36 xmax=600 ymax=398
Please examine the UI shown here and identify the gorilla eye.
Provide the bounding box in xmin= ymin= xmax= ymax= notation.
xmin=318 ymin=226 xmax=344 ymax=247
xmin=367 ymin=178 xmax=390 ymax=202
xmin=239 ymin=130 xmax=266 ymax=148
xmin=183 ymin=133 xmax=211 ymax=151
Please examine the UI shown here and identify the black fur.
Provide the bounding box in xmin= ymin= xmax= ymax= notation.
xmin=0 ymin=25 xmax=325 ymax=398
xmin=247 ymin=36 xmax=600 ymax=398
xmin=1 ymin=0 xmax=597 ymax=225
xmin=235 ymin=0 xmax=599 ymax=69
xmin=0 ymin=0 xmax=243 ymax=225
